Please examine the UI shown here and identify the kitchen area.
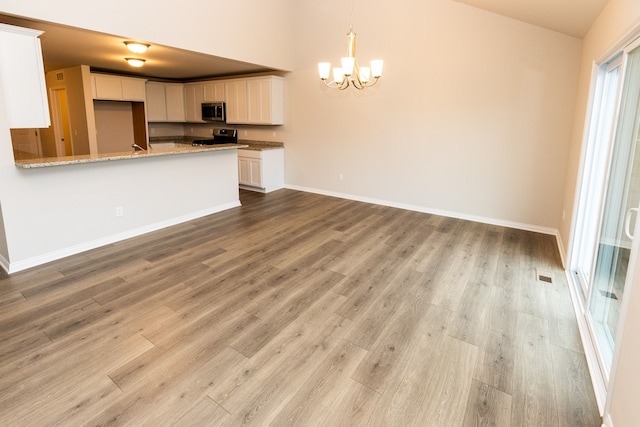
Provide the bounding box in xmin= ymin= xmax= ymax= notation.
xmin=14 ymin=66 xmax=285 ymax=194
xmin=0 ymin=21 xmax=288 ymax=273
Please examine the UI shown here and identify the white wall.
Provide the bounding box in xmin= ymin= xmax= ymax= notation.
xmin=285 ymin=0 xmax=582 ymax=231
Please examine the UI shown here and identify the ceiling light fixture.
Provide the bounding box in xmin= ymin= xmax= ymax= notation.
xmin=318 ymin=0 xmax=383 ymax=90
xmin=124 ymin=41 xmax=150 ymax=54
xmin=125 ymin=57 xmax=145 ymax=67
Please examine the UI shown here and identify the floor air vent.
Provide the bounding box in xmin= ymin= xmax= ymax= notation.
xmin=536 ymin=269 xmax=554 ymax=284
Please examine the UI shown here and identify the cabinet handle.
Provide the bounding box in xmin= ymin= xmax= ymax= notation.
xmin=625 ymin=207 xmax=639 ymax=240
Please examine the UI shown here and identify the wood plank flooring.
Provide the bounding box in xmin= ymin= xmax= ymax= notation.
xmin=0 ymin=189 xmax=601 ymax=426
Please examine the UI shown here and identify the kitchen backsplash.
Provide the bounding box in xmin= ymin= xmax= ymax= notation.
xmin=149 ymin=122 xmax=283 ymax=141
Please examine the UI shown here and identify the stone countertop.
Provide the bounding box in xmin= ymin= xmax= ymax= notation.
xmin=15 ymin=143 xmax=247 ymax=169
xmin=149 ymin=136 xmax=284 ymax=151
xmin=238 ymin=140 xmax=284 ymax=151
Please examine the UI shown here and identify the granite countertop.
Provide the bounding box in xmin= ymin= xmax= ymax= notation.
xmin=149 ymin=136 xmax=284 ymax=151
xmin=238 ymin=140 xmax=284 ymax=151
xmin=15 ymin=143 xmax=247 ymax=169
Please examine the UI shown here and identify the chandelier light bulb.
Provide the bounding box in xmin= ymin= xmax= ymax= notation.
xmin=371 ymin=60 xmax=384 ymax=78
xmin=318 ymin=62 xmax=331 ymax=80
xmin=359 ymin=66 xmax=371 ymax=83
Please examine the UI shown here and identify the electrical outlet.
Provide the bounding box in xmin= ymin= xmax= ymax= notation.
xmin=115 ymin=206 xmax=123 ymax=217
xmin=339 ymin=173 xmax=344 ymax=181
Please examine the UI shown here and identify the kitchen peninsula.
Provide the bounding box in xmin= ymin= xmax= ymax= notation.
xmin=4 ymin=140 xmax=244 ymax=273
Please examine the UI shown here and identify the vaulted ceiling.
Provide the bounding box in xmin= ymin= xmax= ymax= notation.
xmin=454 ymin=0 xmax=608 ymax=38
xmin=1 ymin=0 xmax=609 ymax=81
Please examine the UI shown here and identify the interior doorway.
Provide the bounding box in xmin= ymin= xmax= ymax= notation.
xmin=50 ymin=87 xmax=72 ymax=156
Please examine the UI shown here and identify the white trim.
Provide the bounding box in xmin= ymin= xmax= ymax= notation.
xmin=0 ymin=252 xmax=9 ymax=274
xmin=555 ymin=230 xmax=567 ymax=268
xmin=566 ymin=269 xmax=607 ymax=415
xmin=3 ymin=201 xmax=240 ymax=274
xmin=285 ymin=184 xmax=559 ymax=236
xmin=603 ymin=412 xmax=613 ymax=427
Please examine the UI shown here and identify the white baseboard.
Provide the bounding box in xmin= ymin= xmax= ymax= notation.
xmin=285 ymin=184 xmax=560 ymax=236
xmin=603 ymin=413 xmax=613 ymax=427
xmin=4 ymin=201 xmax=240 ymax=274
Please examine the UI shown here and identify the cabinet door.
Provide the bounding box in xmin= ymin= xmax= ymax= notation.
xmin=203 ymin=82 xmax=225 ymax=102
xmin=145 ymin=82 xmax=167 ymax=121
xmin=165 ymin=84 xmax=185 ymax=122
xmin=246 ymin=77 xmax=284 ymax=125
xmin=184 ymin=84 xmax=204 ymax=122
xmin=249 ymin=158 xmax=262 ymax=187
xmin=225 ymin=80 xmax=248 ymax=124
xmin=238 ymin=157 xmax=251 ymax=185
xmin=121 ymin=78 xmax=146 ymax=101
xmin=0 ymin=24 xmax=50 ymax=128
xmin=94 ymin=75 xmax=123 ymax=100
xmin=247 ymin=79 xmax=267 ymax=124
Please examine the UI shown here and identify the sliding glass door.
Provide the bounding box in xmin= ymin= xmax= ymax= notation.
xmin=572 ymin=39 xmax=640 ymax=383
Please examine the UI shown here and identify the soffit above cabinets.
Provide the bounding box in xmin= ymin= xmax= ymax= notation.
xmin=0 ymin=14 xmax=274 ymax=81
xmin=453 ymin=0 xmax=609 ymax=38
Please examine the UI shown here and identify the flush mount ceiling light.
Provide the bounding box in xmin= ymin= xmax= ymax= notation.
xmin=318 ymin=0 xmax=383 ymax=90
xmin=124 ymin=41 xmax=150 ymax=54
xmin=125 ymin=57 xmax=145 ymax=67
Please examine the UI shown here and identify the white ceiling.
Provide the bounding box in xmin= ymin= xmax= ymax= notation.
xmin=454 ymin=0 xmax=609 ymax=38
xmin=1 ymin=0 xmax=609 ymax=82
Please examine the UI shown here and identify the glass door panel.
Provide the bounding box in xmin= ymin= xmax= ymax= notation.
xmin=587 ymin=44 xmax=640 ymax=375
xmin=574 ymin=57 xmax=622 ymax=299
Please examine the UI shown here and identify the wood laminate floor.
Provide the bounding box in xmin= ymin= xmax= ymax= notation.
xmin=0 ymin=189 xmax=601 ymax=426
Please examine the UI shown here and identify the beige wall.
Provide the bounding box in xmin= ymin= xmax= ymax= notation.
xmin=94 ymin=101 xmax=136 ymax=153
xmin=286 ymin=0 xmax=582 ymax=231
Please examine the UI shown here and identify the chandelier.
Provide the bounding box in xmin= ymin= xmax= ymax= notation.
xmin=318 ymin=2 xmax=383 ymax=90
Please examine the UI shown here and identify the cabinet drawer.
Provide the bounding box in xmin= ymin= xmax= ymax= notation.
xmin=237 ymin=149 xmax=261 ymax=159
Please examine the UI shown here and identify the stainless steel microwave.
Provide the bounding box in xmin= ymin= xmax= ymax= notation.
xmin=202 ymin=102 xmax=226 ymax=122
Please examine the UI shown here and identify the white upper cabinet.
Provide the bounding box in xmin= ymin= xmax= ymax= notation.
xmin=225 ymin=80 xmax=248 ymax=124
xmin=184 ymin=83 xmax=204 ymax=122
xmin=92 ymin=74 xmax=146 ymax=101
xmin=145 ymin=82 xmax=185 ymax=122
xmin=225 ymin=76 xmax=283 ymax=125
xmin=0 ymin=24 xmax=50 ymax=128
xmin=203 ymin=81 xmax=225 ymax=102
xmin=247 ymin=77 xmax=284 ymax=125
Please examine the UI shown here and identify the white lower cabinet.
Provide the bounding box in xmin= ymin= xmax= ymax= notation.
xmin=237 ymin=148 xmax=284 ymax=193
